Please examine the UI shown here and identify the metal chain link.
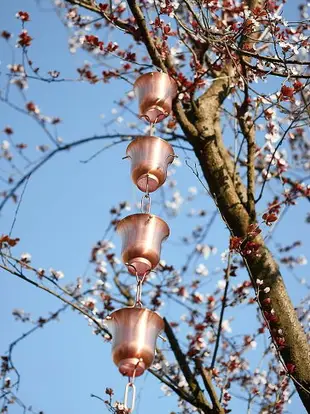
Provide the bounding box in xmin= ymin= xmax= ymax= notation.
xmin=123 ymin=361 xmax=141 ymax=412
xmin=149 ymin=122 xmax=155 ymax=136
xmin=140 ymin=173 xmax=152 ymax=214
xmin=124 ymin=381 xmax=136 ymax=413
xmin=134 ymin=272 xmax=147 ymax=308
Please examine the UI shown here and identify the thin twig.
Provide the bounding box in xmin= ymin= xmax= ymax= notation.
xmin=0 ymin=263 xmax=108 ymax=335
xmin=255 ymin=119 xmax=297 ymax=203
xmin=210 ymin=251 xmax=231 ymax=370
xmin=9 ymin=175 xmax=30 ymax=237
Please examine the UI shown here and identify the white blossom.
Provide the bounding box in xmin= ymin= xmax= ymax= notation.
xmin=188 ymin=186 xmax=197 ymax=195
xmin=221 ymin=249 xmax=229 ymax=262
xmin=297 ymin=255 xmax=307 ymax=265
xmin=222 ymin=319 xmax=232 ymax=333
xmin=217 ymin=279 xmax=226 ymax=290
xmin=173 ymin=157 xmax=182 ymax=167
xmin=49 ymin=268 xmax=64 ymax=280
xmin=1 ymin=140 xmax=10 ymax=150
xmin=195 ymin=263 xmax=209 ymax=276
xmin=20 ymin=252 xmax=31 ymax=262
xmin=161 ymin=384 xmax=172 ymax=396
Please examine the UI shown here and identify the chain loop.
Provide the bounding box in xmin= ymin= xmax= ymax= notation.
xmin=123 ymin=362 xmax=140 ymax=412
xmin=140 ymin=193 xmax=151 ymax=214
xmin=134 ymin=272 xmax=147 ymax=307
xmin=124 ymin=381 xmax=136 ymax=413
xmin=135 ymin=279 xmax=143 ymax=308
xmin=149 ymin=122 xmax=155 ymax=136
xmin=140 ymin=173 xmax=152 ymax=214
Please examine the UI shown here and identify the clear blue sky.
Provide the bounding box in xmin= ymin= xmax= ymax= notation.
xmin=0 ymin=1 xmax=309 ymax=413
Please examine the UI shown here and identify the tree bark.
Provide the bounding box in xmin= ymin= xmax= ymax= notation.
xmin=183 ymin=104 xmax=310 ymax=411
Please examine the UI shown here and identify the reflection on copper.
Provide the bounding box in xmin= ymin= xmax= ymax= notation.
xmin=104 ymin=307 xmax=164 ymax=377
xmin=126 ymin=136 xmax=175 ymax=193
xmin=134 ymin=72 xmax=177 ymax=123
xmin=117 ymin=213 xmax=169 ymax=276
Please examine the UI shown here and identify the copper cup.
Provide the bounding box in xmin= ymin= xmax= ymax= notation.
xmin=104 ymin=307 xmax=164 ymax=377
xmin=117 ymin=213 xmax=169 ymax=276
xmin=134 ymin=72 xmax=177 ymax=123
xmin=126 ymin=136 xmax=175 ymax=193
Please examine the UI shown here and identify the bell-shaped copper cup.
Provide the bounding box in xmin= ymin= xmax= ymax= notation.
xmin=104 ymin=307 xmax=164 ymax=377
xmin=134 ymin=72 xmax=177 ymax=123
xmin=117 ymin=213 xmax=169 ymax=276
xmin=126 ymin=136 xmax=175 ymax=193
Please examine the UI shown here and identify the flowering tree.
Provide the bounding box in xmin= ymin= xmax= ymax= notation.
xmin=1 ymin=1 xmax=310 ymax=413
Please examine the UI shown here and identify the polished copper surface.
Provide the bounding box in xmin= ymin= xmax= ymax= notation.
xmin=126 ymin=136 xmax=175 ymax=193
xmin=134 ymin=72 xmax=177 ymax=123
xmin=117 ymin=213 xmax=170 ymax=276
xmin=104 ymin=307 xmax=164 ymax=377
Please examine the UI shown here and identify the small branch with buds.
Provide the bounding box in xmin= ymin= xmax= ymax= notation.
xmin=164 ymin=318 xmax=214 ymax=413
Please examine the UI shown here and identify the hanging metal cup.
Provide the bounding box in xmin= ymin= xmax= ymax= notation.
xmin=125 ymin=136 xmax=175 ymax=193
xmin=104 ymin=307 xmax=164 ymax=377
xmin=117 ymin=213 xmax=169 ymax=277
xmin=133 ymin=72 xmax=177 ymax=123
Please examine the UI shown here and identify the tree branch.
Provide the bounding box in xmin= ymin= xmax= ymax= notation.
xmin=0 ymin=262 xmax=109 ymax=336
xmin=148 ymin=368 xmax=197 ymax=406
xmin=243 ymin=61 xmax=310 ymax=79
xmin=255 ymin=118 xmax=299 ymax=204
xmin=237 ymin=81 xmax=256 ymax=221
xmin=65 ymin=0 xmax=138 ymax=36
xmin=195 ymin=358 xmax=224 ymax=414
xmin=126 ymin=0 xmax=167 ymax=71
xmin=210 ymin=252 xmax=231 ymax=370
xmin=164 ymin=318 xmax=212 ymax=413
xmin=229 ymin=46 xmax=310 ymax=66
xmin=0 ymin=133 xmax=178 ymax=213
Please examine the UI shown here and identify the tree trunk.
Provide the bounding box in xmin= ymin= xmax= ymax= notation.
xmin=183 ymin=105 xmax=310 ymax=411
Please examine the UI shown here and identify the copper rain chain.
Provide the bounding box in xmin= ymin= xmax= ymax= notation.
xmin=103 ymin=72 xmax=177 ymax=412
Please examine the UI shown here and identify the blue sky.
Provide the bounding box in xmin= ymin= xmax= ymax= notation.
xmin=0 ymin=1 xmax=309 ymax=413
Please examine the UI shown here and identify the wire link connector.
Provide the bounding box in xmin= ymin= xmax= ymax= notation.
xmin=140 ymin=194 xmax=151 ymax=214
xmin=140 ymin=174 xmax=152 ymax=214
xmin=124 ymin=381 xmax=136 ymax=413
xmin=134 ymin=271 xmax=147 ymax=308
